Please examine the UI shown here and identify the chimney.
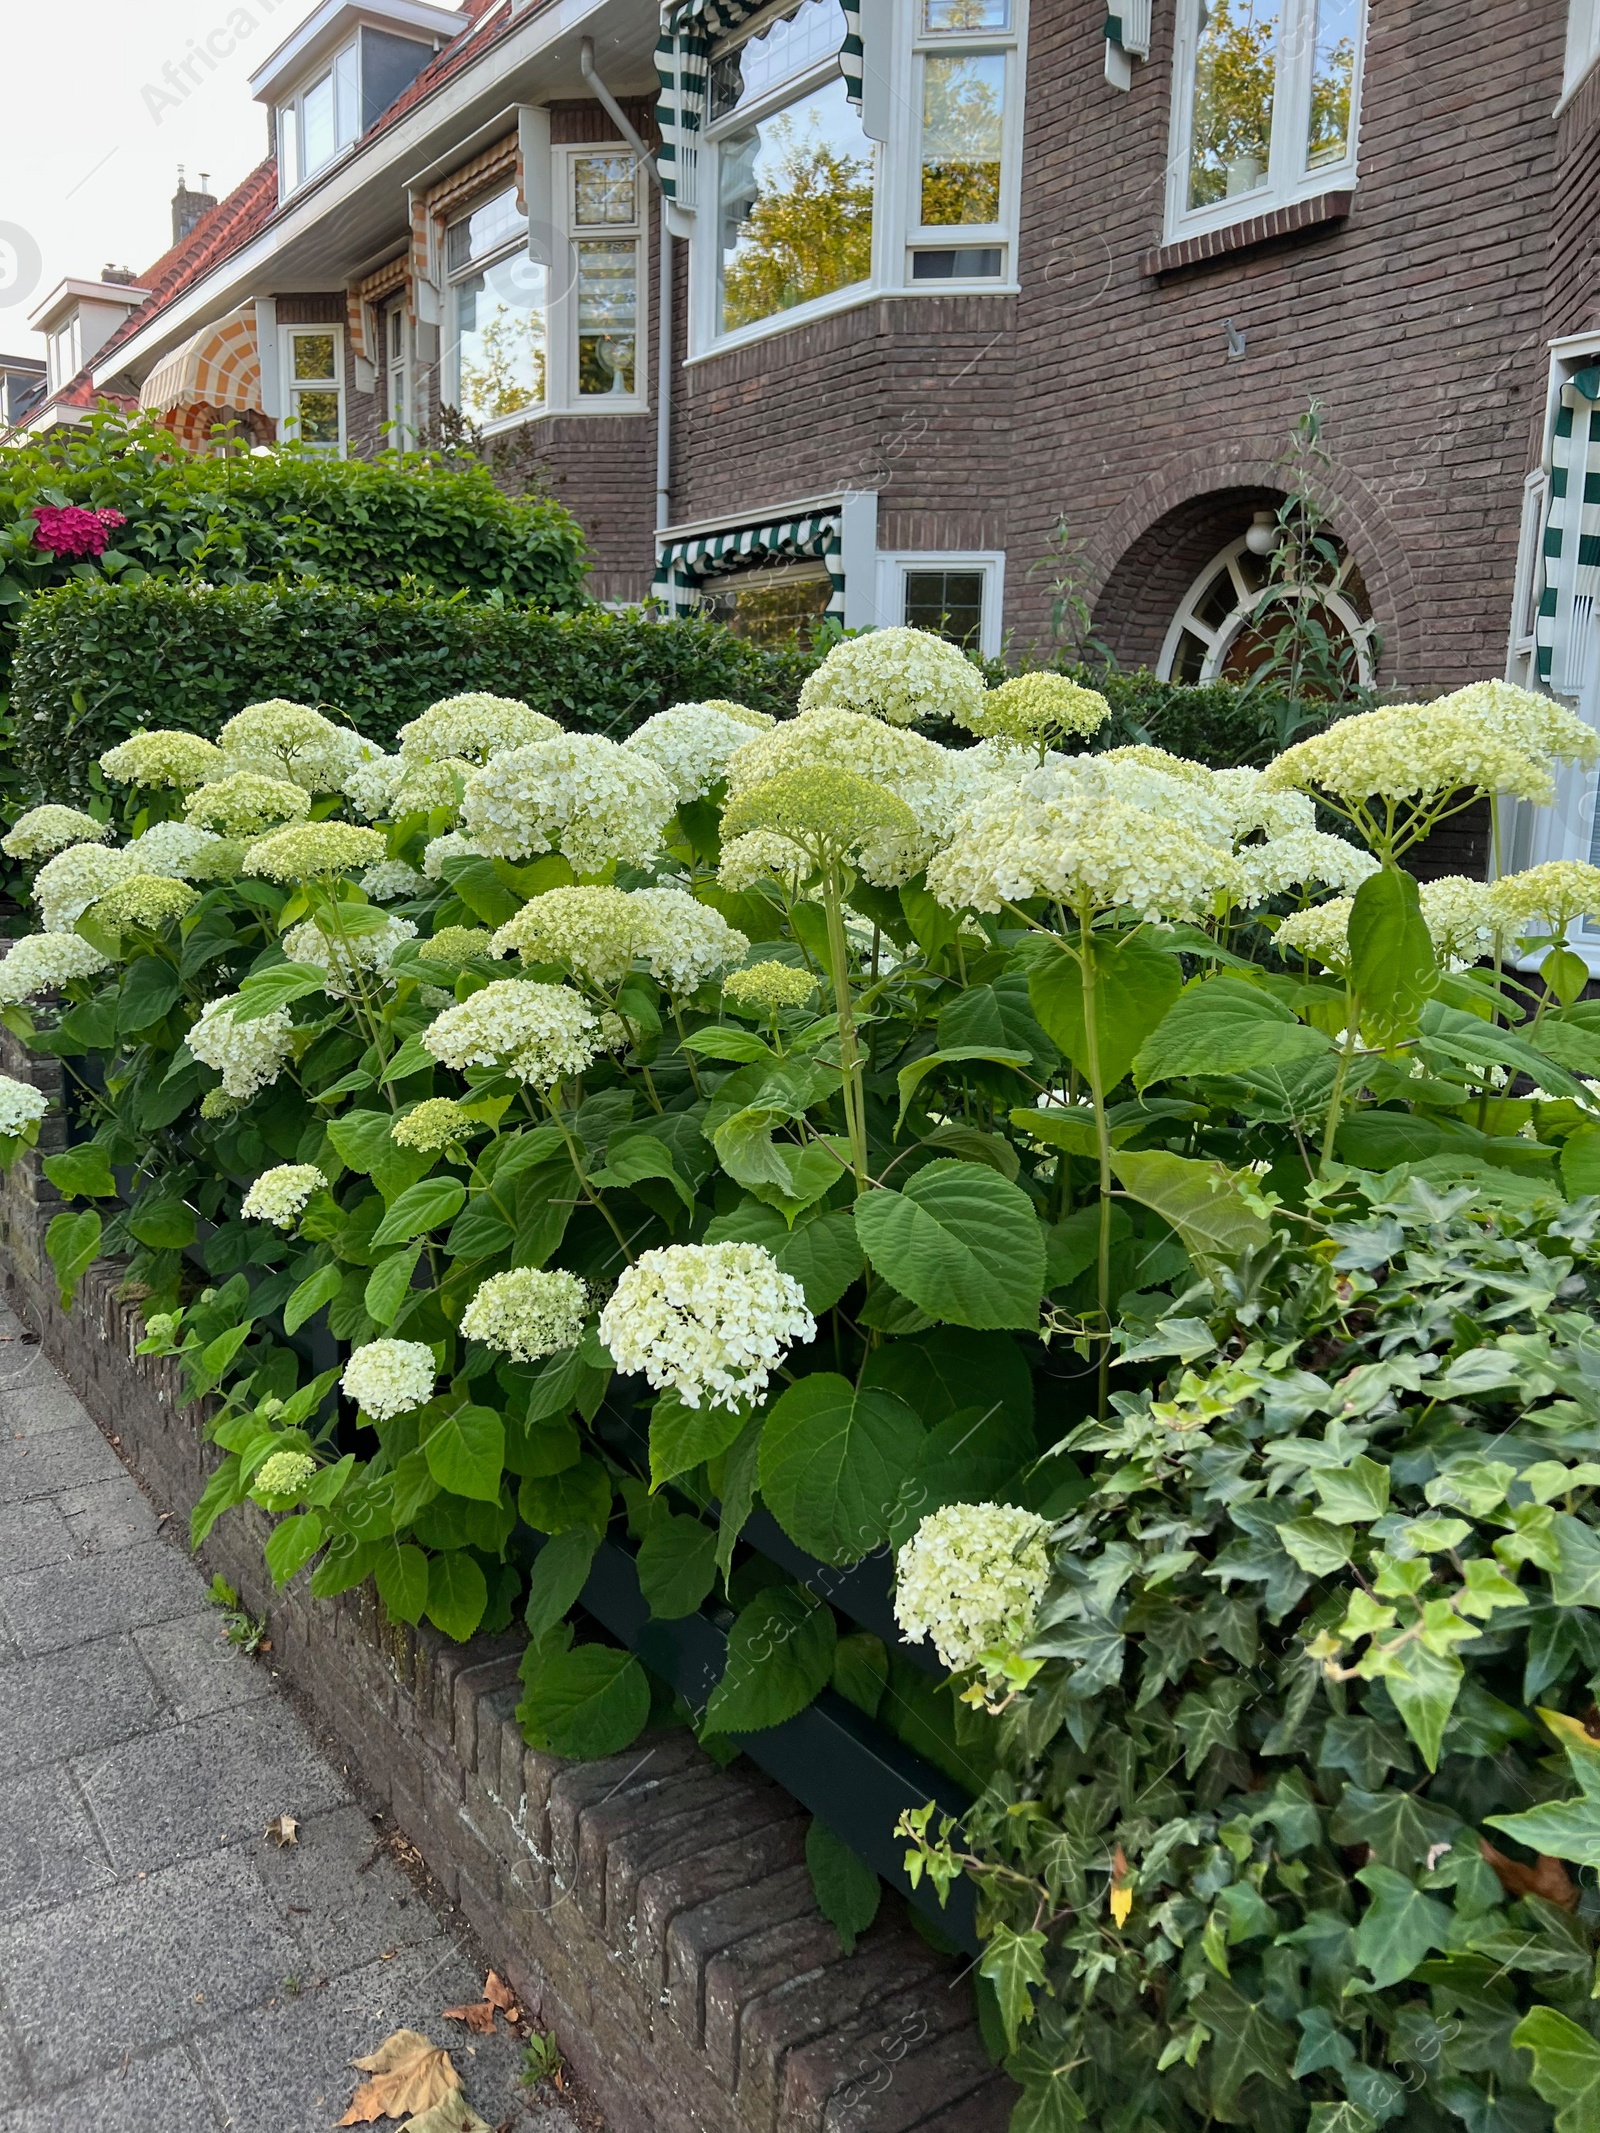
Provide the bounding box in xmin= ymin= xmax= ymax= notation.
xmin=101 ymin=264 xmax=138 ymax=285
xmin=171 ymin=166 xmax=218 ymax=246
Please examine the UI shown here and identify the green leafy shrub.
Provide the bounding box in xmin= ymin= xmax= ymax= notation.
xmin=9 ymin=581 xmax=814 ymax=801
xmin=6 ymin=657 xmax=1600 ymax=2128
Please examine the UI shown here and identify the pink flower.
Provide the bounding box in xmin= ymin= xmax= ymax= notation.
xmin=31 ymin=504 xmax=125 ymax=558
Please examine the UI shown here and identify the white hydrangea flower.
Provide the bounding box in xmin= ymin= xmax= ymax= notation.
xmin=2 ymin=805 xmax=109 ymax=860
xmin=282 ymin=914 xmax=417 ymax=995
xmin=389 ymin=758 xmax=471 ymax=819
xmin=799 ymin=625 xmax=986 ymax=728
xmin=240 ymin=1163 xmax=327 ymax=1229
xmin=243 ymin=823 xmax=388 ymax=882
xmin=184 ymin=772 xmax=311 ymax=838
xmin=623 ymin=700 xmax=775 ymax=803
xmin=397 ymin=693 xmax=562 ymax=763
xmin=32 ymin=842 xmax=138 ymax=932
xmin=1419 ymin=874 xmax=1498 ymax=969
xmin=491 ymin=886 xmax=640 ymax=985
xmin=1209 ymin=765 xmax=1317 ymax=842
xmin=723 ymin=961 xmax=817 ymax=1012
xmin=125 ymin=821 xmax=224 ymax=880
xmin=461 ymin=1267 xmax=587 ymax=1361
xmin=361 ymin=860 xmax=426 ymax=901
xmin=893 ymin=1502 xmax=1051 ymax=1680
xmin=631 ymin=887 xmax=749 ymax=991
xmin=717 ymin=829 xmax=813 ymax=896
xmin=0 ymin=932 xmax=112 ymax=1005
xmin=422 ymin=830 xmax=484 ymax=880
xmin=1273 ymin=898 xmax=1355 ymax=973
xmin=599 ymin=1241 xmax=815 ymax=1412
xmin=95 ymin=874 xmax=199 ymax=930
xmin=0 ymin=1076 xmax=49 ymax=1135
xmin=460 ymin=733 xmax=676 ymax=873
xmin=187 ymin=994 xmax=296 ymax=1100
xmin=218 ymin=700 xmax=371 ymax=793
xmin=389 ymin=1098 xmax=485 ymax=1152
xmin=253 ymin=1449 xmax=317 ymax=1499
xmin=1487 ymin=860 xmax=1600 ymax=941
xmin=341 ymin=1338 xmax=435 ymax=1421
xmin=343 ymin=754 xmax=407 ymax=820
xmin=1264 ymin=699 xmax=1564 ymax=809
xmin=1430 ymin=680 xmax=1600 ymax=774
xmin=98 ymin=730 xmax=227 ymax=790
xmin=420 ymin=979 xmax=599 ymax=1087
xmin=1236 ymin=828 xmax=1380 ymax=904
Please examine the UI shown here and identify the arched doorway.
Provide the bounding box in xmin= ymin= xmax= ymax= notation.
xmin=1157 ymin=525 xmax=1375 ymax=687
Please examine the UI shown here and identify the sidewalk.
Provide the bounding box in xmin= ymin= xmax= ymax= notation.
xmin=0 ymin=1296 xmax=577 ymax=2133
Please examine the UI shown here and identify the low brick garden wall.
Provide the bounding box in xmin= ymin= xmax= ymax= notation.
xmin=0 ymin=1031 xmax=1012 ymax=2133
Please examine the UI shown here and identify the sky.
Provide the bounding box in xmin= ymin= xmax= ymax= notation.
xmin=0 ymin=0 xmax=311 ymax=356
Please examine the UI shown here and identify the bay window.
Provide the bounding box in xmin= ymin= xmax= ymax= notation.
xmin=446 ymin=186 xmax=546 ymax=428
xmin=909 ymin=0 xmax=1016 ymax=281
xmin=274 ymin=27 xmax=436 ymax=202
xmin=1166 ymin=0 xmax=1363 ymax=238
xmin=568 ymin=151 xmax=643 ymax=400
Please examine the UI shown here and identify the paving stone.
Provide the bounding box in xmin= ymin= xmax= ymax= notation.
xmin=56 ymin=1474 xmax=163 ymax=1556
xmin=0 ymin=1638 xmax=167 ymax=1778
xmin=0 ymin=1366 xmax=100 ymax=1441
xmin=0 ymin=1849 xmax=301 ymax=2087
xmin=73 ymin=1700 xmax=349 ymax=1874
xmin=255 ymin=1804 xmax=441 ymax=1978
xmin=134 ymin=1612 xmax=277 ymax=1721
xmin=0 ymin=1499 xmax=68 ymax=1578
xmin=0 ymin=1541 xmax=203 ymax=1655
xmin=0 ymin=2045 xmax=220 ymax=2133
xmin=0 ymin=1426 xmax=125 ymax=1506
xmin=0 ymin=1764 xmax=115 ymax=1922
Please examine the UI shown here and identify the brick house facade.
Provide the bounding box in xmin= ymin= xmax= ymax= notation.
xmin=20 ymin=0 xmax=1600 ymax=760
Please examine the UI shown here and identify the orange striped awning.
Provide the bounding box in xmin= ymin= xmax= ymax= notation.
xmin=138 ymin=309 xmax=262 ymax=416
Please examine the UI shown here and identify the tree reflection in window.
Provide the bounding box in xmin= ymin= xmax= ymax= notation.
xmin=1307 ymin=0 xmax=1356 ymax=167
xmin=1187 ymin=0 xmax=1280 ymax=210
xmin=718 ymin=78 xmax=874 ymax=334
xmin=920 ymin=53 xmax=1005 ymax=227
xmin=455 ymin=256 xmax=546 ymax=423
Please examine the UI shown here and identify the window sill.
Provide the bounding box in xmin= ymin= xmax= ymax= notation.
xmin=1143 ymin=189 xmax=1354 ymax=277
xmin=684 ymin=278 xmax=1019 ymax=366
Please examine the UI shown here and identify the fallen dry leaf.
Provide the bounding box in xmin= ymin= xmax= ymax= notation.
xmin=483 ymin=1972 xmax=519 ymax=2021
xmin=1479 ymin=1838 xmax=1578 ymax=1911
xmin=339 ymin=2030 xmax=461 ymax=2124
xmin=1109 ymin=1844 xmax=1133 ymax=1928
xmin=404 ymin=2093 xmax=492 ymax=2133
xmin=442 ymin=2001 xmax=497 ymax=2035
xmin=264 ymin=1814 xmax=299 ymax=1848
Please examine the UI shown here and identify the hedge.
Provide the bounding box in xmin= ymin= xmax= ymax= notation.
xmin=9 ymin=580 xmax=817 ymax=799
xmin=0 ymin=408 xmax=588 ymax=691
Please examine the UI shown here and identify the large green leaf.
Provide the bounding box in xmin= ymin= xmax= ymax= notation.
xmin=1380 ymin=1641 xmax=1463 ymax=1773
xmin=1027 ymin=932 xmax=1182 ymax=1091
xmin=518 ymin=1456 xmax=611 ymax=1535
xmin=524 ymin=1528 xmax=599 ymax=1641
xmin=1190 ymin=1980 xmax=1295 ymax=2111
xmin=117 ymin=956 xmax=182 ymax=1034
xmin=517 ymin=1637 xmax=651 ymax=1758
xmin=426 ymin=1551 xmax=488 ymax=1642
xmin=264 ymin=1510 xmax=325 ymax=1585
xmin=45 ymin=1208 xmax=102 ymax=1309
xmin=1349 ymin=868 xmax=1436 ymax=1047
xmin=636 ymin=1513 xmax=719 ymax=1618
xmin=1110 ymin=1149 xmax=1271 ymax=1266
xmin=364 ymin=1244 xmax=422 ymax=1328
xmin=126 ymin=1194 xmax=196 ymax=1249
xmin=854 ymin=1160 xmax=1044 ymax=1329
xmin=897 ymin=1046 xmax=1032 ymax=1128
xmin=590 ymin=1130 xmax=695 ymax=1211
xmin=1511 ymin=2008 xmax=1600 ymax=2133
xmin=230 ymin=961 xmax=329 ymax=1022
xmin=369 ymin=1176 xmax=466 ymax=1247
xmin=703 ymin=1200 xmax=864 ymax=1312
xmin=283 ymin=1260 xmax=344 ymax=1336
xmin=42 ymin=1143 xmax=117 ymax=1200
xmin=423 ymin=1403 xmax=504 ymax=1504
xmin=372 ymin=1538 xmax=430 ymax=1624
xmin=758 ymin=1373 xmax=926 ymax=1565
xmin=1133 ymin=975 xmax=1331 ymax=1087
xmin=1354 ymin=1863 xmax=1452 ymax=1988
xmin=805 ymin=1820 xmax=881 ymax=1954
xmin=703 ymin=1586 xmax=836 ymax=1734
xmin=649 ymin=1389 xmax=750 ymax=1490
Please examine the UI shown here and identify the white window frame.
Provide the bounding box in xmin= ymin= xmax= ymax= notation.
xmin=688 ymin=0 xmax=1027 ymax=363
xmin=1561 ymin=0 xmax=1600 ymax=107
xmin=276 ymin=36 xmax=362 ymax=202
xmin=876 ymin=549 xmax=1005 ymax=656
xmin=1163 ymin=0 xmax=1365 ymax=245
xmin=1157 ymin=532 xmax=1374 ymax=686
xmin=278 ymin=323 xmax=346 ymax=455
xmin=383 ymin=299 xmax=411 ymax=448
xmin=552 ymin=145 xmax=649 ymax=415
xmin=444 ymin=184 xmax=549 ymax=435
xmin=47 ymin=315 xmax=81 ymax=392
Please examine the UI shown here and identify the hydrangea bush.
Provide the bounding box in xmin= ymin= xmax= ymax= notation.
xmin=8 ymin=650 xmax=1600 ymax=2130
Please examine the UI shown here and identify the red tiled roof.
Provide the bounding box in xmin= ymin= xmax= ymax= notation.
xmin=30 ymin=0 xmax=541 ymax=424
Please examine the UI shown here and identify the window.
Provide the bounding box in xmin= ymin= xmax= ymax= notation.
xmin=687 ymin=0 xmax=1026 ymax=352
xmin=569 ymin=152 xmax=643 ymax=400
xmin=697 ymin=560 xmax=835 ymax=644
xmin=383 ymin=301 xmax=409 ymax=446
xmin=705 ymin=0 xmax=877 ymax=341
xmin=1565 ymin=0 xmax=1600 ymax=101
xmin=275 ymin=28 xmax=433 ymax=200
xmin=1158 ymin=531 xmax=1373 ymax=685
xmin=1166 ymin=0 xmax=1363 ymax=238
xmin=280 ymin=326 xmax=344 ymax=453
xmin=446 ymin=185 xmax=546 ymax=428
xmin=878 ymin=551 xmax=1004 ymax=654
xmin=47 ymin=315 xmax=81 ymax=391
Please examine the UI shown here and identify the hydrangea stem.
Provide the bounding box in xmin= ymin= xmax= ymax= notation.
xmin=1073 ymin=906 xmax=1115 ymax=1419
xmin=1319 ymin=1022 xmax=1360 ymax=1173
xmin=820 ymin=861 xmax=870 ymax=1193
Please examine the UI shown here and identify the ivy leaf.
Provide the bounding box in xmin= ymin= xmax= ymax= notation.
xmin=524 ymin=1527 xmax=599 ymax=1642
xmin=370 ymin=1177 xmax=467 ymax=1248
xmin=283 ymin=1260 xmax=344 ymax=1336
xmin=426 ymin=1552 xmax=488 ymax=1643
xmin=517 ymin=1638 xmax=650 ymax=1759
xmin=1329 ymin=1787 xmax=1460 ymax=1872
xmin=1133 ymin=975 xmax=1332 ymax=1087
xmin=980 ymin=1924 xmax=1049 ymax=2052
xmin=1110 ymin=1148 xmax=1271 ymax=1266
xmin=45 ymin=1208 xmax=102 ymax=1309
xmin=1512 ymin=2007 xmax=1600 ymax=2133
xmin=1354 ymin=1864 xmax=1453 ymax=1988
xmin=424 ymin=1404 xmax=504 ymax=1504
xmin=1549 ymin=1513 xmax=1600 ymax=1608
xmin=1312 ymin=1456 xmax=1391 ymax=1524
xmin=264 ymin=1510 xmax=324 ymax=1585
xmin=854 ymin=1160 xmax=1045 ymax=1330
xmin=1026 ymin=931 xmax=1182 ymax=1091
xmin=636 ymin=1513 xmax=718 ymax=1618
xmin=648 ymin=1389 xmax=749 ymax=1491
xmin=1277 ymin=1518 xmax=1355 ymax=1574
xmin=805 ymin=1820 xmax=881 ymax=1954
xmin=1381 ymin=1641 xmax=1464 ymax=1773
xmin=702 ymin=1586 xmax=836 ymax=1735
xmin=758 ymin=1373 xmax=925 ymax=1565
xmin=1190 ymin=1979 xmax=1295 ymax=2110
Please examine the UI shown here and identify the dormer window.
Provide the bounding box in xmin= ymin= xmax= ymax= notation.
xmin=47 ymin=316 xmax=82 ymax=392
xmin=260 ymin=7 xmax=460 ymax=200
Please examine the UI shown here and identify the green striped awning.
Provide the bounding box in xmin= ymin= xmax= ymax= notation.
xmin=651 ymin=509 xmax=846 ymax=617
xmin=655 ymin=0 xmax=864 ymax=205
xmin=1536 ymin=380 xmax=1600 ymax=690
